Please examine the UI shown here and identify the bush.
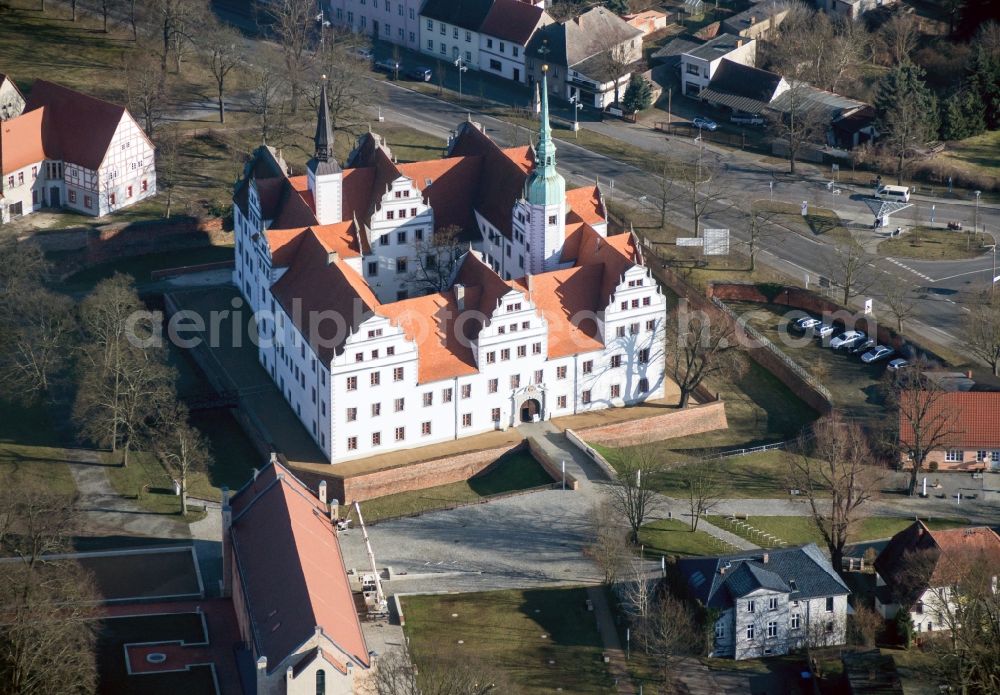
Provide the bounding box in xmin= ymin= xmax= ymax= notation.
xmin=928 ymin=461 xmax=939 ymax=472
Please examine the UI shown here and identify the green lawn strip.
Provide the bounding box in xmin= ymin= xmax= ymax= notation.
xmin=185 ymin=409 xmax=265 ymax=501
xmin=639 ymin=518 xmax=737 ymax=557
xmin=356 ymin=452 xmax=552 ymax=524
xmin=104 ymin=451 xmax=206 ymax=523
xmin=60 ymin=245 xmax=236 ymax=290
xmin=402 ymin=587 xmax=614 ymax=694
xmin=707 ymin=515 xmax=970 ymax=549
xmin=877 ymin=230 xmax=992 ymax=261
xmin=752 ymin=200 xmax=854 ymax=245
xmin=0 ymin=400 xmax=77 ymax=494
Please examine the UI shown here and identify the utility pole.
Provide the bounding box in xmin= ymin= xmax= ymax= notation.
xmin=454 ymin=56 xmax=468 ymax=99
xmin=667 ymin=87 xmax=672 ymax=134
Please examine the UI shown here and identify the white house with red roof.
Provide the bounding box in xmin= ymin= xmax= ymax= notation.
xmin=222 ymin=459 xmax=374 ymax=693
xmin=479 ymin=0 xmax=553 ymax=84
xmin=898 ymin=392 xmax=1000 ymax=472
xmin=0 ymin=78 xmax=155 ymax=224
xmin=232 ymin=74 xmax=668 ymax=464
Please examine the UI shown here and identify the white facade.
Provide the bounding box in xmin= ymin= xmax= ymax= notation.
xmin=327 ymin=0 xmax=424 ymax=50
xmin=717 ymin=593 xmax=848 ymax=660
xmin=420 ymin=16 xmax=480 ymax=67
xmin=0 ymin=76 xmax=24 ymax=121
xmin=480 ymin=33 xmax=529 ymax=83
xmin=681 ymin=36 xmax=756 ymax=97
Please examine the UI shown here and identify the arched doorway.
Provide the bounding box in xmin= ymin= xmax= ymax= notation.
xmin=520 ymin=398 xmax=541 ymax=423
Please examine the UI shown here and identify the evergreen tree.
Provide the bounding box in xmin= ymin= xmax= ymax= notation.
xmin=874 ymin=64 xmax=938 ymax=184
xmin=967 ymin=46 xmax=1000 ymax=129
xmin=622 ymin=74 xmax=653 ymax=114
xmin=940 ymin=86 xmax=984 ymax=140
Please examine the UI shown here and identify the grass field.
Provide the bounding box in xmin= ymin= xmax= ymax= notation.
xmin=402 ymin=587 xmax=613 ymax=694
xmin=352 ymin=452 xmax=552 ymax=523
xmin=707 ymin=515 xmax=969 ymax=548
xmin=753 ymin=200 xmax=855 ymax=246
xmin=105 ymin=451 xmax=206 ymax=522
xmin=878 ymin=229 xmax=992 ymax=260
xmin=60 ymin=245 xmax=235 ymax=290
xmin=0 ymin=399 xmax=78 ymax=495
xmin=96 ymin=613 xmax=215 ymax=695
xmin=638 ymin=518 xmax=739 ymax=557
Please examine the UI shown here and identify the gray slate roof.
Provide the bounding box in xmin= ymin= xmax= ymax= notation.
xmin=769 ymin=82 xmax=867 ymax=122
xmin=699 ymin=59 xmax=785 ymax=113
xmin=683 ymin=33 xmax=746 ymax=61
xmin=676 ymin=544 xmax=850 ymax=610
xmin=720 ymin=2 xmax=785 ymax=36
xmin=527 ymin=6 xmax=641 ymax=68
xmin=651 ymin=37 xmax=701 ymax=63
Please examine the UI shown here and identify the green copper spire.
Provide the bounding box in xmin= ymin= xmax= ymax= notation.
xmin=526 ymin=66 xmax=565 ymax=207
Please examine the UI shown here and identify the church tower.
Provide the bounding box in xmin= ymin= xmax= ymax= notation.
xmin=307 ymin=79 xmax=342 ymax=225
xmin=523 ymin=66 xmax=566 ymax=273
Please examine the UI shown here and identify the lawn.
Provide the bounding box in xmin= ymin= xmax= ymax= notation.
xmin=707 ymin=515 xmax=970 ymax=549
xmin=60 ymin=244 xmax=235 ymax=291
xmin=939 ymin=130 xmax=1000 ymax=181
xmin=104 ymin=451 xmax=206 ymax=522
xmin=639 ymin=518 xmax=739 ymax=557
xmin=877 ymin=229 xmax=992 ymax=261
xmin=753 ymin=200 xmax=855 ymax=246
xmin=354 ymin=451 xmax=552 ymax=524
xmin=96 ymin=613 xmax=215 ymax=695
xmin=0 ymin=399 xmax=77 ymax=495
xmin=402 ymin=587 xmax=614 ymax=694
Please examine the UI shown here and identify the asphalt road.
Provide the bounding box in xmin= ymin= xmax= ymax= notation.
xmin=373 ymin=80 xmax=999 ymax=356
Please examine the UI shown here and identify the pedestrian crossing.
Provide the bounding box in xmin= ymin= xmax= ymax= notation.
xmin=887 ymin=257 xmax=933 ymax=282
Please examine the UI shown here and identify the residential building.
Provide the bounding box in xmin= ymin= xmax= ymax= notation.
xmin=0 ymin=73 xmax=24 ymax=121
xmin=696 ymin=59 xmax=788 ymax=116
xmin=479 ymin=0 xmax=552 ymax=84
xmin=327 ymin=0 xmax=425 ymax=51
xmin=232 ymin=76 xmax=668 ymax=464
xmin=675 ymin=545 xmax=850 ymax=660
xmin=0 ymin=79 xmax=156 ymax=224
xmin=874 ymin=521 xmax=1000 ymax=634
xmin=419 ymin=0 xmax=494 ymax=68
xmin=526 ymin=7 xmax=644 ymax=108
xmin=680 ymin=33 xmax=757 ymax=98
xmin=222 ymin=459 xmax=374 ymax=694
xmin=623 ymin=10 xmax=668 ymax=36
xmin=898 ymin=392 xmax=1000 ymax=471
xmin=720 ymin=2 xmax=789 ymax=40
xmin=816 ymin=0 xmax=898 ymax=21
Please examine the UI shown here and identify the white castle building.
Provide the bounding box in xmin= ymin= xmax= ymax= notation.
xmin=233 ymin=71 xmax=668 ymax=464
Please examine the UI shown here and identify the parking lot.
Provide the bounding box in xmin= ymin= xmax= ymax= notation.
xmin=725 ymin=301 xmax=897 ymax=419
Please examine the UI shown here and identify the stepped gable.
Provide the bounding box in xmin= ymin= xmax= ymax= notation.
xmin=515 ymin=264 xmax=604 ymax=357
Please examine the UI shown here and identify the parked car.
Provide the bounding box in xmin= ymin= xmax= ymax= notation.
xmin=815 ymin=324 xmax=837 ymax=339
xmin=887 ymin=358 xmax=910 ymax=371
xmin=692 ymin=117 xmax=718 ymax=131
xmin=861 ymin=345 xmax=895 ymax=363
xmin=406 ymin=66 xmax=433 ymax=81
xmin=351 ymin=46 xmax=374 ymax=61
xmin=830 ymin=330 xmax=867 ymax=350
xmin=374 ymin=58 xmax=401 ymax=76
xmin=794 ymin=317 xmax=822 ymax=331
xmin=849 ymin=338 xmax=877 ymax=355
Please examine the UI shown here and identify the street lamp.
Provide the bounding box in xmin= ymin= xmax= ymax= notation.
xmin=454 ymin=56 xmax=468 ymax=99
xmin=569 ymin=95 xmax=583 ymax=135
xmin=970 ymin=190 xmax=981 ymax=251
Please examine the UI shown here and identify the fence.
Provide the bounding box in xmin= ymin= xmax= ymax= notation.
xmin=710 ymin=296 xmax=834 ymax=403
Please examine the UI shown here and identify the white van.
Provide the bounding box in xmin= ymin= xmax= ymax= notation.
xmin=875 ymin=184 xmax=911 ymax=202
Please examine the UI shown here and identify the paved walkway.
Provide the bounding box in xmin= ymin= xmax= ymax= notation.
xmin=65 ymin=450 xmax=188 ymax=540
xmin=587 ymin=586 xmax=636 ymax=694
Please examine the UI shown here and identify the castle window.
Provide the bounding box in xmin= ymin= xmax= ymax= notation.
xmin=611 ymin=384 xmax=620 ymax=398
xmin=582 ymin=360 xmax=593 ymax=374
xmin=372 ymin=432 xmax=381 ymax=446
xmin=462 ymin=413 xmax=472 ymax=427
xmin=557 ymin=395 xmax=566 ymax=408
xmin=582 ymin=390 xmax=591 ymax=404
xmin=347 ymin=437 xmax=357 ymax=451
xmin=548 ymin=215 xmax=556 ymax=224
xmin=491 ymin=407 xmax=501 ymax=421
xmin=422 ymin=421 xmax=431 ymax=435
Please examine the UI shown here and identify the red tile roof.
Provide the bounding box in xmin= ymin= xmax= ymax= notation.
xmin=480 ymin=0 xmax=548 ymax=45
xmin=229 ymin=461 xmax=369 ymax=672
xmin=0 ymin=106 xmax=46 ymax=174
xmin=398 ymin=155 xmax=482 ymax=233
xmin=562 ymin=224 xmax=638 ymax=304
xmin=565 ymin=185 xmax=606 ymax=226
xmin=519 ymin=265 xmax=604 ymax=357
xmin=898 ymin=392 xmax=1000 ymax=449
xmin=25 ymin=79 xmax=134 ymax=171
xmin=875 ymin=521 xmax=1000 ymax=604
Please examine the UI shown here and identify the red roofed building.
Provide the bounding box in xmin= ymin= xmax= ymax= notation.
xmin=898 ymin=392 xmax=1000 ymax=472
xmin=874 ymin=521 xmax=1000 ymax=634
xmin=0 ymin=77 xmax=155 ymax=224
xmin=479 ymin=0 xmax=554 ymax=84
xmin=233 ymin=75 xmax=668 ymax=464
xmin=223 ymin=459 xmax=374 ymax=693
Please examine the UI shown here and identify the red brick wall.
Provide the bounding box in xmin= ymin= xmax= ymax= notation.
xmin=576 ymin=400 xmax=728 ymax=447
xmin=289 ymin=440 xmax=529 ymax=503
xmin=526 ymin=438 xmax=579 ymax=490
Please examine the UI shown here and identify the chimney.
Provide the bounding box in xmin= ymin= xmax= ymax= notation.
xmin=737 ymin=38 xmax=744 ymax=48
xmin=270 ymin=452 xmax=278 ymax=466
xmin=256 ymin=656 xmax=268 ymax=694
xmin=762 ymin=552 xmax=769 ymax=564
xmin=526 ymin=273 xmax=534 ymax=297
xmin=454 ymin=283 xmax=466 ymax=310
xmin=965 ymin=370 xmax=973 ymax=379
xmin=327 ymin=251 xmax=339 ymax=266
xmin=286 ymin=666 xmax=294 ymax=682
xmin=750 ymin=15 xmax=756 ymax=25
xmin=318 ymin=480 xmax=328 ymax=504
xmin=253 ymin=467 xmax=259 ymax=481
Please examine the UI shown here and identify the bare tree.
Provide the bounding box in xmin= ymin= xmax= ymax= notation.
xmin=313 ymin=34 xmax=375 ymax=135
xmin=832 ymin=242 xmax=877 ymax=306
xmin=665 ymin=300 xmax=746 ymax=408
xmin=123 ymin=49 xmax=167 ymax=137
xmin=663 ymin=158 xmax=730 ymax=236
xmin=0 ymin=484 xmax=81 ymax=570
xmin=788 ymin=413 xmax=883 ymax=570
xmin=147 ymin=0 xmax=207 ymax=78
xmin=588 ymin=500 xmax=629 ymax=584
xmin=768 ymin=83 xmax=827 ymax=175
xmin=157 ymin=404 xmax=211 ymax=515
xmin=880 ymin=279 xmax=917 ymax=334
xmin=199 ymin=18 xmax=246 ymax=123
xmin=155 ymin=127 xmax=182 ymax=218
xmin=600 ymin=42 xmax=632 ymax=106
xmin=607 ymin=443 xmax=664 ymax=543
xmin=268 ymin=0 xmax=316 ymax=114
xmin=890 ymin=364 xmax=960 ymax=496
xmin=675 ymin=460 xmax=728 ymax=532
xmin=247 ymin=56 xmax=287 ymax=145
xmin=849 ymin=604 xmax=884 ymax=647
xmin=880 ymin=14 xmax=920 ymax=66
xmin=964 ymin=293 xmax=1000 ymax=377
xmin=639 ymin=591 xmax=703 ymax=689
xmin=745 ymin=201 xmax=782 ymax=272
xmin=407 ymin=225 xmax=466 ymax=294
xmin=374 ymin=648 xmax=512 ymax=695
xmin=0 ymin=289 xmax=75 ymax=399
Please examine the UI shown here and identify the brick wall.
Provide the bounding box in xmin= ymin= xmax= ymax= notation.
xmin=575 ymin=400 xmax=728 ymax=447
xmin=87 ymin=216 xmax=229 ymax=265
xmin=288 ymin=440 xmax=529 ymax=503
xmin=526 ymin=438 xmax=580 ymax=490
